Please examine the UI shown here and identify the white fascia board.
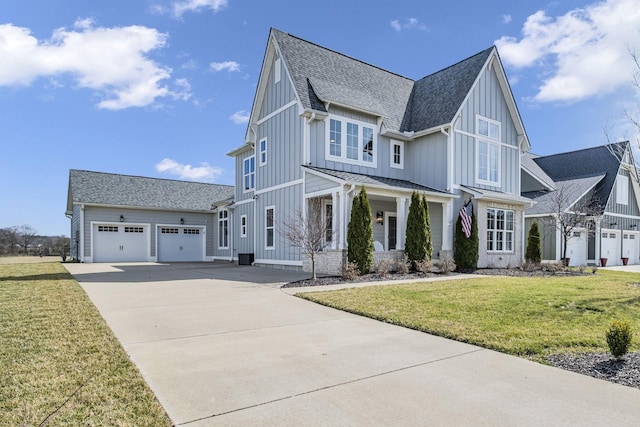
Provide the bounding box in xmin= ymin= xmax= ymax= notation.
xmin=227 ymin=143 xmax=253 ymax=157
xmin=79 ymin=202 xmax=215 ymax=214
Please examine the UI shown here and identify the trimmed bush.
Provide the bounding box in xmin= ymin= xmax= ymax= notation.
xmin=347 ymin=188 xmax=374 ymax=274
xmin=606 ymin=320 xmax=633 ymax=359
xmin=422 ymin=195 xmax=433 ymax=261
xmin=454 ymin=202 xmax=478 ymax=269
xmin=525 ymin=221 xmax=542 ymax=263
xmin=405 ymin=192 xmax=429 ymax=270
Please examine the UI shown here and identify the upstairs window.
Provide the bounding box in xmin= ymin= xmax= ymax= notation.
xmin=617 ymin=174 xmax=629 ymax=205
xmin=243 ymin=156 xmax=255 ymax=192
xmin=326 ymin=116 xmax=376 ymax=166
xmin=390 ymin=140 xmax=404 ymax=169
xmin=259 ymin=138 xmax=267 ymax=166
xmin=476 ymin=115 xmax=501 ymax=186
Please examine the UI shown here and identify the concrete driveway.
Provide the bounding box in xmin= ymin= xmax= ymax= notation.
xmin=65 ymin=262 xmax=640 ymax=426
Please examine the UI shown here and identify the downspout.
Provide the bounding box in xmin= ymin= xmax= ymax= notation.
xmin=80 ymin=204 xmax=85 ymax=262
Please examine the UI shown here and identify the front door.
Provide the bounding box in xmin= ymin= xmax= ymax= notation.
xmin=387 ymin=215 xmax=397 ymax=250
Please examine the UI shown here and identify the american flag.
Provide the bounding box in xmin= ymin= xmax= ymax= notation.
xmin=460 ymin=200 xmax=473 ymax=238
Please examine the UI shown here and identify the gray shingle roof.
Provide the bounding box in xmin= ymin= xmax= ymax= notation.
xmin=272 ymin=28 xmax=493 ymax=133
xmin=529 ymin=142 xmax=627 ymax=212
xmin=304 ymin=166 xmax=447 ymax=194
xmin=524 ymin=175 xmax=605 ymax=215
xmin=68 ymin=170 xmax=234 ymax=212
xmin=521 ymin=152 xmax=556 ymax=190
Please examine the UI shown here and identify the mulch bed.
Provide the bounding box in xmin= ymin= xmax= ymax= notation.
xmin=546 ymin=352 xmax=640 ymax=390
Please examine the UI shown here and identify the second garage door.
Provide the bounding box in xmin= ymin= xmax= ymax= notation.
xmin=158 ymin=227 xmax=205 ymax=262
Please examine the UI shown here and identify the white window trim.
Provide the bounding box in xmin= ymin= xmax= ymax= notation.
xmin=243 ymin=156 xmax=255 ymax=193
xmin=259 ymin=138 xmax=267 ymax=166
xmin=486 ymin=208 xmax=514 ymax=253
xmin=325 ymin=115 xmax=377 ymax=167
xmin=218 ymin=210 xmax=229 ymax=249
xmin=390 ymin=140 xmax=404 ymax=169
xmin=274 ymin=58 xmax=281 ymax=84
xmin=265 ymin=205 xmax=275 ymax=250
xmin=475 ymin=115 xmax=502 ymax=187
xmin=617 ymin=174 xmax=629 ymax=205
xmin=240 ymin=215 xmax=247 ymax=238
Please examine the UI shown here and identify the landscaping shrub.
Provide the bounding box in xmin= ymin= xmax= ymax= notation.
xmin=525 ymin=221 xmax=542 ymax=263
xmin=405 ymin=192 xmax=429 ymax=270
xmin=454 ymin=202 xmax=478 ymax=269
xmin=438 ymin=255 xmax=456 ymax=274
xmin=375 ymin=259 xmax=394 ymax=277
xmin=341 ymin=261 xmax=359 ymax=280
xmin=606 ymin=320 xmax=633 ymax=359
xmin=395 ymin=254 xmax=411 ymax=275
xmin=415 ymin=258 xmax=433 ymax=274
xmin=347 ymin=188 xmax=374 ymax=274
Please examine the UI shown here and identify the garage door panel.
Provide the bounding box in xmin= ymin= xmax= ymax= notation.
xmin=93 ymin=224 xmax=148 ymax=262
xmin=601 ymin=230 xmax=620 ymax=266
xmin=158 ymin=227 xmax=204 ymax=262
xmin=622 ymin=232 xmax=638 ymax=264
xmin=565 ymin=229 xmax=587 ymax=266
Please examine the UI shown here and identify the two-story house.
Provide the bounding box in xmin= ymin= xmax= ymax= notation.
xmin=522 ymin=141 xmax=640 ymax=266
xmin=223 ymin=28 xmax=533 ymax=274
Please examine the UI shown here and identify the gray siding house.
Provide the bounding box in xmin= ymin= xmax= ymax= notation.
xmin=66 ymin=170 xmax=233 ymax=263
xmin=225 ymin=28 xmax=533 ymax=273
xmin=522 ymin=142 xmax=640 ymax=266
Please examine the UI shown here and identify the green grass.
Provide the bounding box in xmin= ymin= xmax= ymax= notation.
xmin=299 ymin=270 xmax=640 ymax=359
xmin=0 ymin=262 xmax=171 ymax=426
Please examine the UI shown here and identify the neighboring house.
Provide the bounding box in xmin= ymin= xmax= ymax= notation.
xmin=225 ymin=28 xmax=533 ymax=273
xmin=522 ymin=141 xmax=640 ymax=266
xmin=66 ymin=169 xmax=233 ymax=262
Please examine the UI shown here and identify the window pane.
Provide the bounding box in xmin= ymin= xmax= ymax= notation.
xmin=325 ymin=204 xmax=333 ymax=242
xmin=266 ymin=208 xmax=273 ymax=227
xmin=393 ymin=144 xmax=401 ymax=164
xmin=347 ymin=122 xmax=358 ymax=160
xmin=506 ymin=211 xmax=514 ymax=230
xmin=330 ymin=119 xmax=342 ymax=156
xmin=487 ymin=231 xmax=493 ymax=250
xmin=479 ymin=141 xmax=488 ymax=180
xmin=487 ymin=208 xmax=495 ymax=229
xmin=489 ymin=123 xmax=500 ymax=140
xmin=362 ymin=127 xmax=374 ymax=162
xmin=489 ymin=144 xmax=499 ymax=182
xmin=267 ymin=229 xmax=274 ymax=247
xmin=478 ymin=119 xmax=489 ymax=137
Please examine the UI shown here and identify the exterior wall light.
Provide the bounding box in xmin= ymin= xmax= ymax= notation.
xmin=376 ymin=210 xmax=384 ymax=225
xmin=120 ymin=215 xmax=124 ymax=222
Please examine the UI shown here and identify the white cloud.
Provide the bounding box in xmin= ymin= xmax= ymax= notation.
xmin=390 ymin=18 xmax=427 ymax=32
xmin=495 ymin=0 xmax=640 ymax=103
xmin=172 ymin=0 xmax=228 ymax=18
xmin=501 ymin=14 xmax=512 ymax=24
xmin=209 ymin=61 xmax=240 ymax=72
xmin=229 ymin=110 xmax=249 ymax=124
xmin=0 ymin=19 xmax=184 ymax=109
xmin=155 ymin=158 xmax=223 ymax=182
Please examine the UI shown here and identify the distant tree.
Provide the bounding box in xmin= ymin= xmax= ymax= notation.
xmin=454 ymin=201 xmax=478 ymax=269
xmin=0 ymin=226 xmax=20 ymax=255
xmin=525 ymin=221 xmax=542 ymax=263
xmin=281 ymin=198 xmax=334 ymax=280
xmin=405 ymin=192 xmax=428 ymax=270
xmin=52 ymin=236 xmax=70 ymax=257
xmin=18 ymin=225 xmax=38 ymax=255
xmin=347 ymin=188 xmax=373 ymax=274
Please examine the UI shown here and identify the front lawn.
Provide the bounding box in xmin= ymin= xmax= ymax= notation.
xmin=0 ymin=262 xmax=171 ymax=426
xmin=299 ymin=270 xmax=640 ymax=359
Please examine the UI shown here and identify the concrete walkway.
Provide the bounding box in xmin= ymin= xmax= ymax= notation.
xmin=65 ymin=262 xmax=640 ymax=426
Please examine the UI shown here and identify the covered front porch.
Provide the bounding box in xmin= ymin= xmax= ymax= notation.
xmin=302 ymin=166 xmax=457 ymax=275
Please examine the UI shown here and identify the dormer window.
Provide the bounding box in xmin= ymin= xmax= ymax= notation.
xmin=326 ymin=116 xmax=376 ymax=166
xmin=476 ymin=115 xmax=501 ymax=186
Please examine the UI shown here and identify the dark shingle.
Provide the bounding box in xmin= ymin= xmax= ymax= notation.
xmin=68 ymin=170 xmax=234 ymax=212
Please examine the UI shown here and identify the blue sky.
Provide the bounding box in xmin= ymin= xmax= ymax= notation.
xmin=1 ymin=0 xmax=639 ymax=236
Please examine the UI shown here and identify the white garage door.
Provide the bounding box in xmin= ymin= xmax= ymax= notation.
xmin=93 ymin=224 xmax=148 ymax=262
xmin=565 ymin=229 xmax=587 ymax=266
xmin=157 ymin=227 xmax=205 ymax=262
xmin=622 ymin=232 xmax=639 ymax=264
xmin=601 ymin=230 xmax=620 ymax=266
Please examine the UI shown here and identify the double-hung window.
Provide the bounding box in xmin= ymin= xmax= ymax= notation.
xmin=326 ymin=116 xmax=376 ymax=166
xmin=476 ymin=116 xmax=501 ymax=186
xmin=218 ymin=210 xmax=229 ymax=249
xmin=390 ymin=140 xmax=404 ymax=169
xmin=617 ymin=174 xmax=629 ymax=205
xmin=265 ymin=207 xmax=275 ymax=249
xmin=486 ymin=208 xmax=514 ymax=252
xmin=240 ymin=215 xmax=247 ymax=238
xmin=243 ymin=156 xmax=255 ymax=192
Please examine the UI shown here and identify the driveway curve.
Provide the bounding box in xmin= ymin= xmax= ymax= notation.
xmin=65 ymin=262 xmax=640 ymax=426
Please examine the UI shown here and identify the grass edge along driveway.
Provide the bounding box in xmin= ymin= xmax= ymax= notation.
xmin=0 ymin=261 xmax=171 ymax=426
xmin=298 ymin=270 xmax=640 ymax=360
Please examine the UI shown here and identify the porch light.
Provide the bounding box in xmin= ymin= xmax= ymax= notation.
xmin=120 ymin=215 xmax=124 ymax=222
xmin=180 ymin=218 xmax=185 ymax=225
xmin=376 ymin=211 xmax=384 ymax=225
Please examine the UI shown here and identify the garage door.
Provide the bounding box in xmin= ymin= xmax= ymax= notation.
xmin=622 ymin=232 xmax=639 ymax=264
xmin=157 ymin=227 xmax=205 ymax=262
xmin=565 ymin=229 xmax=587 ymax=266
xmin=93 ymin=224 xmax=148 ymax=262
xmin=601 ymin=230 xmax=620 ymax=266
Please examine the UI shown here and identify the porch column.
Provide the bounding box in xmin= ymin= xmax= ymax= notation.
xmin=396 ymin=197 xmax=407 ymax=250
xmin=332 ymin=190 xmax=338 ymax=250
xmin=442 ymin=200 xmax=454 ymax=251
xmin=339 ymin=188 xmax=346 ymax=250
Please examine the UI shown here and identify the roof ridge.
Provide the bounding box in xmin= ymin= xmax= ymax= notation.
xmin=535 ymin=141 xmax=628 ymax=161
xmin=70 ymin=169 xmax=234 ymax=187
xmin=272 ymin=28 xmax=414 ymax=82
xmin=415 ymin=46 xmax=494 ymax=81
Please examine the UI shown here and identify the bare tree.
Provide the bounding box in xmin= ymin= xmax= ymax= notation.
xmin=280 ymin=198 xmax=334 ymax=280
xmin=0 ymin=226 xmax=20 ymax=255
xmin=18 ymin=225 xmax=38 ymax=255
xmin=543 ymin=181 xmax=602 ymax=264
